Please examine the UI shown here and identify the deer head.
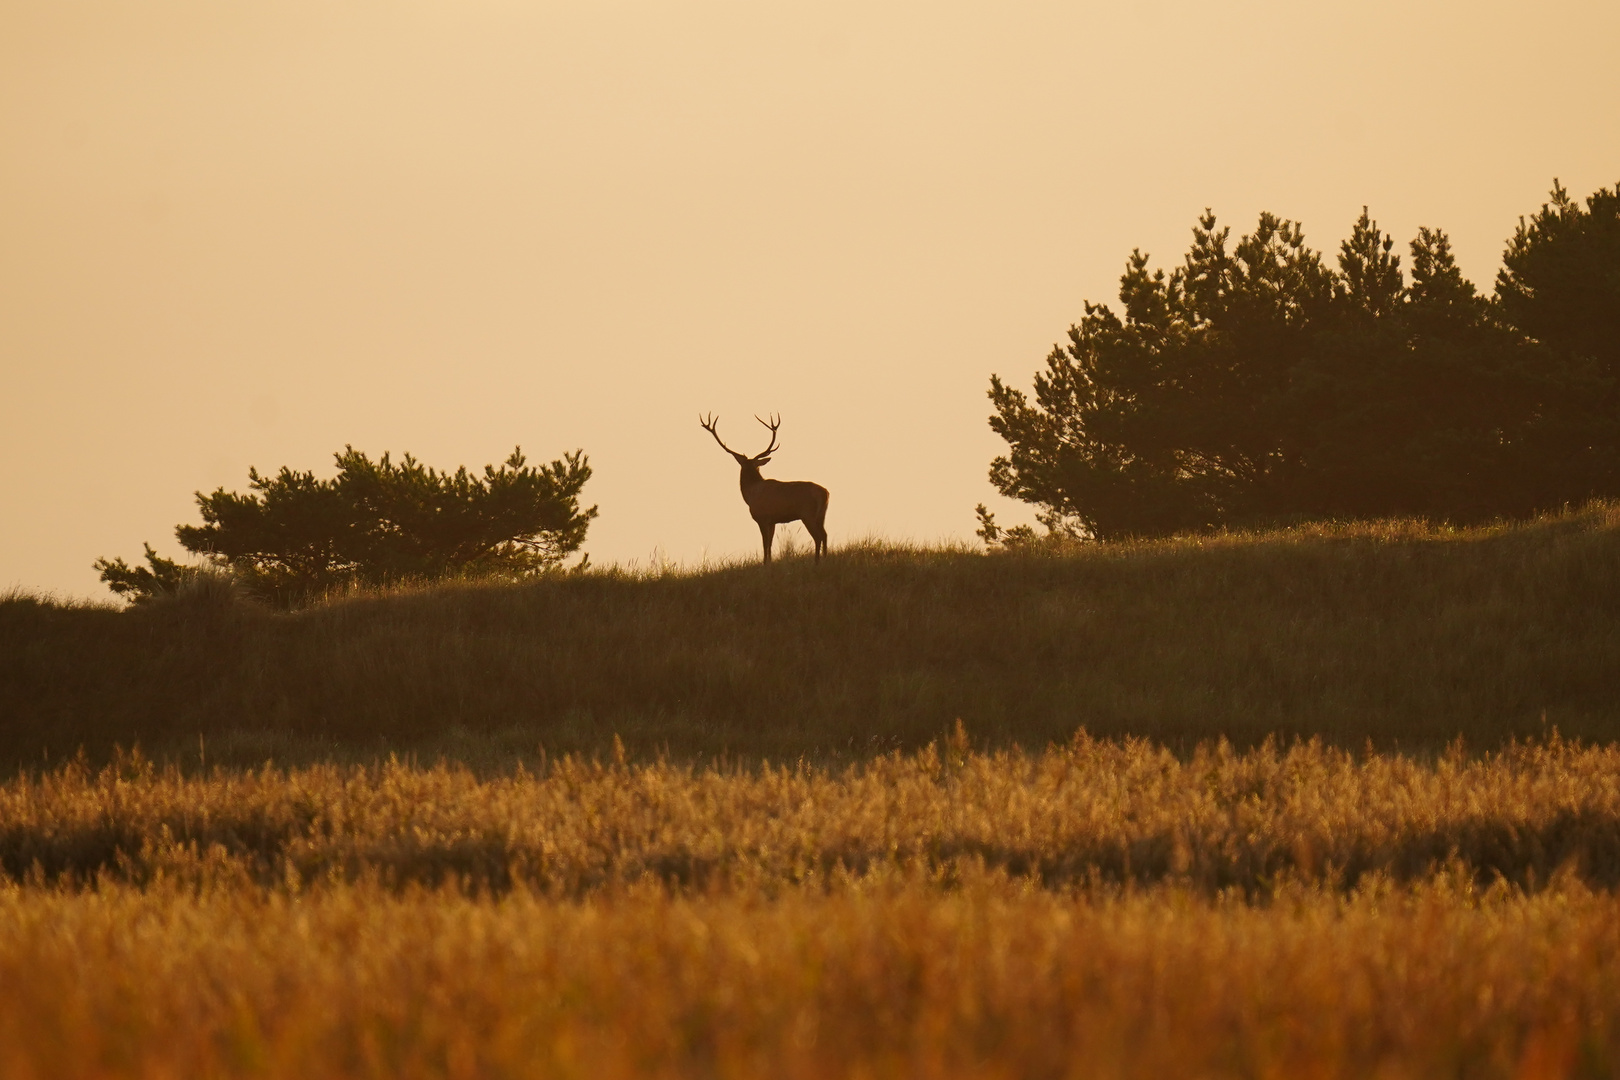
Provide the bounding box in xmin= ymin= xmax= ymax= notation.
xmin=699 ymin=413 xmax=780 ymax=470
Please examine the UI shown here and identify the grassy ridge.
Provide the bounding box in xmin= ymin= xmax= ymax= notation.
xmin=9 ymin=518 xmax=1620 ymax=1079
xmin=5 ymin=504 xmax=1620 ymax=767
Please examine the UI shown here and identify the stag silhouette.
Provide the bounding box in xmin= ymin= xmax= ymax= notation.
xmin=700 ymin=413 xmax=829 ymax=564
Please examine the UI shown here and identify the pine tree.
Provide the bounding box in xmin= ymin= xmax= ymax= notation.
xmin=983 ymin=190 xmax=1606 ymax=538
xmin=96 ymin=446 xmax=596 ymax=606
xmin=988 ymin=210 xmax=1337 ymax=539
xmin=1495 ymin=180 xmax=1620 ymax=503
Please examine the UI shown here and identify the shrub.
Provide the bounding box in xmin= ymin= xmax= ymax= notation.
xmin=95 ymin=445 xmax=595 ymax=606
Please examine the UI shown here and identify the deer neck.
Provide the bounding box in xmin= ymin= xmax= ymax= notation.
xmin=738 ymin=463 xmax=766 ymax=496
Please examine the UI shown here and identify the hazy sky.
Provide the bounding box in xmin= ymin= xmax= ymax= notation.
xmin=4 ymin=0 xmax=1618 ymax=598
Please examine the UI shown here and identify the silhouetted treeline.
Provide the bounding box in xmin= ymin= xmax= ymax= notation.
xmin=988 ymin=181 xmax=1620 ymax=539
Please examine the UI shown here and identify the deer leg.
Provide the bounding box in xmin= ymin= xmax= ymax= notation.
xmin=806 ymin=517 xmax=827 ymax=562
xmin=759 ymin=521 xmax=775 ymax=565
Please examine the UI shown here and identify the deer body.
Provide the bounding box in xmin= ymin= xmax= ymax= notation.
xmin=702 ymin=414 xmax=829 ymax=564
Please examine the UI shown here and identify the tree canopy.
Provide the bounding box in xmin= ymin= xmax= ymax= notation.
xmin=97 ymin=446 xmax=596 ymax=606
xmin=986 ymin=180 xmax=1620 ymax=540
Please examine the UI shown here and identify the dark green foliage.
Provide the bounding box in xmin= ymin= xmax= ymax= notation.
xmin=1284 ymin=221 xmax=1523 ymax=523
xmin=988 ymin=211 xmax=1342 ymax=539
xmin=1495 ymin=181 xmax=1620 ymax=503
xmin=97 ymin=446 xmax=596 ymax=606
xmin=93 ymin=544 xmax=188 ymax=602
xmin=973 ymin=504 xmax=1034 ymax=548
xmin=989 ymin=182 xmax=1619 ymax=539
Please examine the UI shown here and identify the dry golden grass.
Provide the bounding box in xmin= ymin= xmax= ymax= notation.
xmin=6 ymin=730 xmax=1620 ymax=895
xmin=3 ymin=736 xmax=1620 ymax=1077
xmin=3 ymin=875 xmax=1617 ymax=1079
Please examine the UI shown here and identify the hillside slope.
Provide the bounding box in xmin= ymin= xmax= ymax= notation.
xmin=5 ymin=505 xmax=1619 ymax=767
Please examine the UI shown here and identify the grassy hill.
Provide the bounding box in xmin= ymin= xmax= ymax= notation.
xmin=5 ymin=504 xmax=1620 ymax=769
xmin=7 ymin=508 xmax=1620 ymax=1077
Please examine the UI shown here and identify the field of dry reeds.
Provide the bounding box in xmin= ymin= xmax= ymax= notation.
xmin=7 ymin=730 xmax=1620 ymax=895
xmin=3 ymin=735 xmax=1620 ymax=1078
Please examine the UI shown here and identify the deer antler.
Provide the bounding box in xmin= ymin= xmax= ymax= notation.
xmin=753 ymin=414 xmax=782 ymax=461
xmin=700 ymin=413 xmax=745 ymax=457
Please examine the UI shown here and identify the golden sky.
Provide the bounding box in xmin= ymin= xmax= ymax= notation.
xmin=4 ymin=0 xmax=1618 ymax=596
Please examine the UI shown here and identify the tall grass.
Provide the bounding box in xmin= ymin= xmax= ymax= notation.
xmin=6 ymin=504 xmax=1620 ymax=767
xmin=6 ymin=877 xmax=1619 ymax=1080
xmin=4 ymin=733 xmax=1619 ymax=896
xmin=3 ymin=737 xmax=1620 ymax=1078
